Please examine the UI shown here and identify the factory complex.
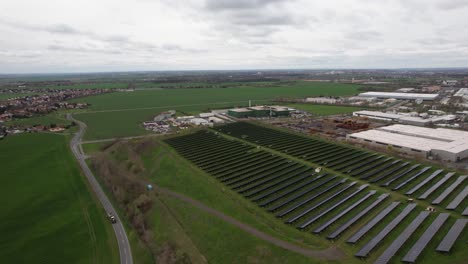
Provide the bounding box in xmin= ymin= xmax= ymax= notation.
xmin=347 ymin=124 xmax=468 ymax=161
xmin=358 ymin=92 xmax=439 ymax=101
xmin=353 ymin=110 xmax=457 ymax=127
xmin=227 ymin=105 xmax=292 ymax=118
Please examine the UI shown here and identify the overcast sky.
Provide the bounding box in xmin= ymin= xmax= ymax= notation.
xmin=1 ymin=0 xmax=468 ymax=73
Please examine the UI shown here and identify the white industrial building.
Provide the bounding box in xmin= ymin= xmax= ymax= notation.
xmin=353 ymin=110 xmax=456 ymax=126
xmin=358 ymin=92 xmax=439 ymax=101
xmin=305 ymin=97 xmax=338 ymax=104
xmin=347 ymin=124 xmax=468 ymax=162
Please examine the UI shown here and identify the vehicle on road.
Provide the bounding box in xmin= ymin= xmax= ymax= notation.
xmin=107 ymin=213 xmax=117 ymax=224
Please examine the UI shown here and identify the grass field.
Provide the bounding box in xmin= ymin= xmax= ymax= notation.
xmin=4 ymin=113 xmax=72 ymax=128
xmin=287 ymin=104 xmax=363 ymax=116
xmin=73 ymin=82 xmax=359 ymax=140
xmin=0 ymin=133 xmax=118 ymax=263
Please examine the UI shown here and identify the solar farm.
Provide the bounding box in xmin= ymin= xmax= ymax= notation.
xmin=164 ymin=122 xmax=468 ymax=264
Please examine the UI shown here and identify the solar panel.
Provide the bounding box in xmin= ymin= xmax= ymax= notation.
xmin=360 ymin=160 xmax=401 ymax=180
xmin=402 ymin=213 xmax=450 ymax=263
xmin=251 ymin=173 xmax=319 ymax=201
xmin=374 ymin=211 xmax=430 ymax=264
xmin=463 ymin=207 xmax=468 ymax=216
xmin=392 ymin=166 xmax=431 ymax=191
xmin=354 ymin=203 xmax=417 ymax=257
xmin=283 ymin=180 xmax=353 ymax=221
xmin=370 ymin=162 xmax=410 ymax=183
xmin=418 ymin=172 xmax=455 ymax=200
xmin=350 ymin=158 xmax=392 ymax=176
xmin=405 ymin=169 xmax=443 ymax=195
xmin=346 ymin=156 xmax=385 ymax=174
xmin=334 ymin=154 xmax=377 ymax=171
xmin=268 ymin=176 xmax=339 ymax=212
xmin=259 ymin=173 xmax=329 ymax=207
xmin=432 ymin=175 xmax=467 ymax=205
xmin=446 ymin=186 xmax=468 ymax=210
xmin=327 ymin=193 xmax=389 ymax=240
xmin=436 ymin=219 xmax=468 ymax=253
xmin=297 ymin=184 xmax=369 ymax=229
xmin=381 ymin=164 xmax=420 ymax=187
xmin=313 ymin=190 xmax=376 ymax=234
xmin=347 ymin=201 xmax=400 ymax=244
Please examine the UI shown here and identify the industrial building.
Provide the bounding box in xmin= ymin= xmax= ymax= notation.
xmin=347 ymin=124 xmax=468 ymax=161
xmin=353 ymin=110 xmax=456 ymax=127
xmin=227 ymin=106 xmax=291 ymax=118
xmin=358 ymin=92 xmax=439 ymax=101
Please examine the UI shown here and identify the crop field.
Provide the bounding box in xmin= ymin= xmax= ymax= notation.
xmin=0 ymin=133 xmax=118 ymax=263
xmin=72 ymin=82 xmax=359 ymax=140
xmin=4 ymin=113 xmax=72 ymax=128
xmin=164 ymin=125 xmax=467 ymax=263
xmin=0 ymin=93 xmax=35 ymax=100
xmin=288 ymin=104 xmax=363 ymax=116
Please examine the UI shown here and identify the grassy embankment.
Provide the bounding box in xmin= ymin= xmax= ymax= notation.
xmin=85 ymin=138 xmax=353 ymax=264
xmin=0 ymin=133 xmax=119 ymax=263
xmin=73 ymin=82 xmax=360 ymax=140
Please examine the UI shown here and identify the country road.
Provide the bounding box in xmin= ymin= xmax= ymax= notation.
xmin=68 ymin=114 xmax=133 ymax=264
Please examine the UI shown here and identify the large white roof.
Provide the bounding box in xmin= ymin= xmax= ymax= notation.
xmin=358 ymin=92 xmax=439 ymax=100
xmin=349 ymin=124 xmax=468 ymax=154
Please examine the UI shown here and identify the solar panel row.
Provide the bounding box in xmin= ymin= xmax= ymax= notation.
xmin=446 ymin=185 xmax=468 ymax=210
xmin=392 ymin=166 xmax=431 ymax=191
xmin=432 ymin=176 xmax=467 ymax=205
xmin=347 ymin=202 xmax=400 ymax=244
xmin=313 ymin=190 xmax=377 ymax=234
xmin=402 ymin=213 xmax=450 ymax=263
xmin=354 ymin=203 xmax=417 ymax=257
xmin=374 ymin=211 xmax=430 ymax=264
xmin=418 ymin=173 xmax=455 ymax=200
xmin=405 ymin=169 xmax=444 ymax=195
xmin=297 ymin=184 xmax=369 ymax=229
xmin=436 ymin=219 xmax=468 ymax=253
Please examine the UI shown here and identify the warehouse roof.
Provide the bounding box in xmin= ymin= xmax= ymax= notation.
xmin=358 ymin=92 xmax=439 ymax=100
xmin=229 ymin=108 xmax=252 ymax=112
xmin=349 ymin=124 xmax=468 ymax=155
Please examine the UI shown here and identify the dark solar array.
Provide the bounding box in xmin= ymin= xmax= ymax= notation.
xmin=313 ymin=190 xmax=376 ymax=234
xmin=374 ymin=211 xmax=430 ymax=264
xmin=347 ymin=202 xmax=400 ymax=244
xmin=436 ymin=219 xmax=468 ymax=253
xmin=354 ymin=203 xmax=417 ymax=257
xmin=418 ymin=173 xmax=455 ymax=200
xmin=327 ymin=193 xmax=389 ymax=239
xmin=381 ymin=164 xmax=420 ymax=187
xmin=392 ymin=166 xmax=431 ymax=191
xmin=463 ymin=207 xmax=468 ymax=216
xmin=446 ymin=185 xmax=468 ymax=210
xmin=402 ymin=213 xmax=449 ymax=263
xmin=432 ymin=176 xmax=467 ymax=205
xmin=405 ymin=169 xmax=443 ymax=195
xmin=298 ymin=184 xmax=369 ymax=229
xmin=360 ymin=160 xmax=401 ymax=180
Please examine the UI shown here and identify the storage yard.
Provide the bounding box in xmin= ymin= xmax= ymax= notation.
xmin=164 ymin=121 xmax=467 ymax=264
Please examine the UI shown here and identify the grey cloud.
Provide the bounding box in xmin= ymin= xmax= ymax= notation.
xmin=345 ymin=30 xmax=382 ymax=41
xmin=205 ymin=0 xmax=285 ymax=11
xmin=436 ymin=0 xmax=468 ymax=10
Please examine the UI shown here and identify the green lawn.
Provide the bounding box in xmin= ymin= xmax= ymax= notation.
xmin=0 ymin=133 xmax=119 ymax=263
xmin=288 ymin=104 xmax=363 ymax=116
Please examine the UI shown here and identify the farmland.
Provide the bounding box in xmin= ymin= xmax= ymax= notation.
xmin=73 ymin=81 xmax=359 ymax=140
xmin=0 ymin=133 xmax=118 ymax=263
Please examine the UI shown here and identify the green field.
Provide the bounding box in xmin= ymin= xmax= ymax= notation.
xmin=73 ymin=82 xmax=359 ymax=140
xmin=0 ymin=133 xmax=118 ymax=263
xmin=0 ymin=93 xmax=36 ymax=100
xmin=288 ymin=104 xmax=363 ymax=116
xmin=4 ymin=113 xmax=72 ymax=128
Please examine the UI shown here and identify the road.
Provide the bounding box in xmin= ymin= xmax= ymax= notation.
xmin=68 ymin=114 xmax=133 ymax=264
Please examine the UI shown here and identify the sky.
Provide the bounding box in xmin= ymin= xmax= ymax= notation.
xmin=1 ymin=0 xmax=468 ymax=73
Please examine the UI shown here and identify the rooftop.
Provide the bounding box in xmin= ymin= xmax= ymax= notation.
xmin=358 ymin=92 xmax=439 ymax=100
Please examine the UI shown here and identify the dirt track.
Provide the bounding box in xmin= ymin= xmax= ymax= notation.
xmin=157 ymin=186 xmax=346 ymax=261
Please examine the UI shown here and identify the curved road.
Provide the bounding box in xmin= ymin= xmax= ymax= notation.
xmin=68 ymin=114 xmax=133 ymax=264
